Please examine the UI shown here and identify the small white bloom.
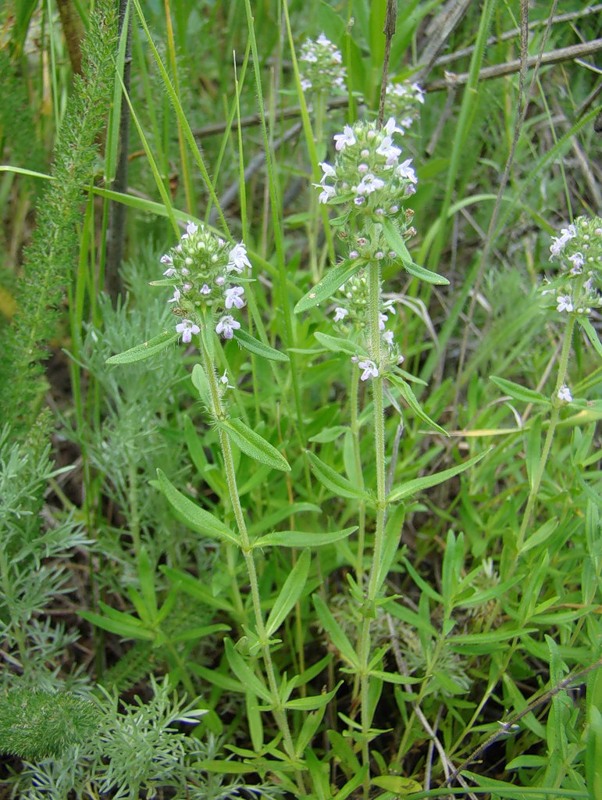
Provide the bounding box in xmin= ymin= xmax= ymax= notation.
xmin=319 ymin=162 xmax=336 ymax=179
xmin=396 ymin=159 xmax=417 ymax=183
xmin=383 ymin=330 xmax=394 ymax=346
xmin=355 ymin=173 xmax=385 ymax=195
xmin=220 ymin=371 xmax=235 ymax=390
xmin=176 ymin=319 xmax=200 ymax=344
xmin=318 ymin=184 xmax=336 ymax=204
xmin=384 ymin=117 xmax=404 ymax=136
xmin=215 ymin=315 xmax=241 ymax=339
xmin=168 ymin=287 xmax=181 ymax=304
xmin=334 ymin=125 xmax=356 ymax=151
xmin=163 ymin=267 xmax=177 ymax=277
xmin=349 ymin=250 xmax=359 ymax=259
xmin=333 ymin=306 xmax=348 ymax=322
xmin=358 ymin=359 xmax=379 ymax=381
xmin=215 ymin=276 xmax=225 ymax=286
xmin=224 ymin=285 xmax=246 ymax=310
xmin=160 ymin=254 xmax=173 ymax=265
xmin=186 ymin=221 xmax=199 ymax=236
xmin=228 ymin=242 xmax=251 ymax=273
xmin=556 ymin=295 xmax=574 ymax=313
xmin=200 ymin=284 xmax=211 ymax=295
xmin=557 ymin=385 xmax=572 ymax=404
xmin=568 ymin=252 xmax=584 ymax=271
xmin=379 ymin=313 xmax=388 ymax=330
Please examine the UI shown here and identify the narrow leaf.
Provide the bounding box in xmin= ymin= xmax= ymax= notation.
xmin=313 ymin=595 xmax=359 ymax=668
xmin=224 ymin=640 xmax=272 ymax=703
xmin=79 ymin=609 xmax=154 ymax=641
xmin=314 ymin=332 xmax=368 ymax=357
xmin=294 ymin=259 xmax=364 ymax=314
xmin=254 ymin=527 xmax=356 ymax=549
xmin=381 ymin=218 xmax=449 ymax=285
xmin=160 ymin=566 xmax=235 ymax=613
xmin=307 ymin=451 xmax=370 ymax=501
xmin=579 ymin=317 xmax=602 ymax=359
xmin=490 ymin=375 xmax=550 ymax=406
xmin=156 ymin=469 xmax=239 ymax=545
xmin=218 ymin=419 xmax=290 ymax=472
xmin=387 ymin=450 xmax=488 ymax=504
xmin=388 ymin=373 xmax=447 ymax=434
xmin=266 ymin=549 xmax=311 ymax=636
xmin=285 ymin=682 xmax=341 ymax=711
xmin=233 ymin=328 xmax=289 ymax=361
xmin=106 ymin=330 xmax=179 ymax=364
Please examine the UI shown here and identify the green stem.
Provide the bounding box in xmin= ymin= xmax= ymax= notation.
xmin=516 ymin=315 xmax=576 ymax=551
xmin=356 ymin=261 xmax=388 ymax=797
xmin=199 ymin=336 xmax=301 ymax=777
xmin=350 ymin=365 xmax=366 ymax=584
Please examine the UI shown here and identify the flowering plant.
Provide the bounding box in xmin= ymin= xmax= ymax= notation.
xmin=299 ymin=33 xmax=346 ymax=94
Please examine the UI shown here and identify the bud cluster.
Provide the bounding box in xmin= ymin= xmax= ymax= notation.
xmin=386 ymin=81 xmax=425 ymax=131
xmin=543 ymin=216 xmax=602 ymax=317
xmin=299 ymin=33 xmax=346 ymax=94
xmin=160 ymin=222 xmax=251 ymax=343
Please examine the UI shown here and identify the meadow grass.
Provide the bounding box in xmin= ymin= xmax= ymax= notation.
xmin=0 ymin=1 xmax=601 ymax=798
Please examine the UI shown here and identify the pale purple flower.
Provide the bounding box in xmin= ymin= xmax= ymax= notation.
xmin=557 ymin=385 xmax=572 ymax=404
xmin=215 ymin=276 xmax=225 ymax=286
xmin=383 ymin=330 xmax=394 ymax=346
xmin=358 ymin=359 xmax=379 ymax=381
xmin=568 ymin=252 xmax=584 ymax=271
xmin=333 ymin=307 xmax=348 ymax=322
xmin=396 ymin=159 xmax=417 ymax=183
xmin=216 ymin=315 xmax=241 ymax=339
xmin=319 ymin=162 xmax=336 ymax=179
xmin=200 ymin=284 xmax=211 ymax=295
xmin=384 ymin=117 xmax=404 ymax=136
xmin=228 ymin=242 xmax=251 ymax=273
xmin=186 ymin=221 xmax=199 ymax=236
xmin=176 ymin=319 xmax=200 ymax=343
xmin=318 ymin=184 xmax=336 ymax=204
xmin=163 ymin=266 xmax=177 ymax=277
xmin=355 ymin=173 xmax=385 ymax=195
xmin=556 ymin=295 xmax=574 ymax=313
xmin=168 ymin=288 xmax=181 ymax=304
xmin=379 ymin=313 xmax=388 ymax=330
xmin=224 ymin=285 xmax=246 ymax=310
xmin=334 ymin=125 xmax=356 ymax=151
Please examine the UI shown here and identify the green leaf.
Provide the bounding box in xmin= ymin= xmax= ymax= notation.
xmin=285 ymin=682 xmax=341 ymax=711
xmin=579 ymin=317 xmax=602 ymax=359
xmin=388 ymin=373 xmax=447 ymax=435
xmin=313 ymin=595 xmax=359 ymax=668
xmin=371 ymin=775 xmax=422 ymax=794
xmin=307 ymin=450 xmax=370 ymax=501
xmin=294 ymin=259 xmax=364 ymax=314
xmin=160 ymin=567 xmax=235 ymax=613
xmin=490 ymin=376 xmax=550 ymax=406
xmin=191 ymin=364 xmax=211 ymax=406
xmin=387 ymin=450 xmax=488 ymax=504
xmin=254 ymin=527 xmax=356 ymax=549
xmin=266 ymin=549 xmax=311 ymax=636
xmin=520 ymin=518 xmax=559 ymax=555
xmin=155 ymin=469 xmax=239 ymax=545
xmin=106 ymin=330 xmax=179 ymax=364
xmin=233 ymin=329 xmax=289 ymax=361
xmin=381 ymin=218 xmax=449 ymax=285
xmin=224 ymin=640 xmax=272 ymax=703
xmin=79 ymin=607 xmax=154 ymax=641
xmin=217 ymin=419 xmax=290 ymax=472
xmin=314 ymin=332 xmax=368 ymax=357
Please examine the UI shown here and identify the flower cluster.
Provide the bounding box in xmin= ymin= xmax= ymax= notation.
xmin=299 ymin=33 xmax=346 ymax=94
xmin=386 ymin=81 xmax=425 ymax=131
xmin=330 ymin=270 xmax=404 ymax=380
xmin=542 ymin=216 xmax=602 ymax=318
xmin=160 ymin=222 xmax=251 ymax=343
xmin=317 ymin=117 xmax=417 ymax=223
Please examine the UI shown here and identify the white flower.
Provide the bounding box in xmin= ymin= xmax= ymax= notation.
xmin=556 ymin=295 xmax=574 ymax=313
xmin=168 ymin=288 xmax=181 ymax=304
xmin=200 ymin=284 xmax=211 ymax=295
xmin=557 ymin=385 xmax=572 ymax=404
xmin=317 ymin=184 xmax=336 ymax=204
xmin=358 ymin=359 xmax=379 ymax=381
xmin=376 ymin=137 xmax=401 ymax=163
xmin=379 ymin=313 xmax=388 ymax=330
xmin=333 ymin=307 xmax=348 ymax=322
xmin=220 ymin=371 xmax=235 ymax=390
xmin=186 ymin=221 xmax=199 ymax=236
xmin=224 ymin=285 xmax=246 ymax=310
xmin=319 ymin=161 xmax=336 ymax=179
xmin=396 ymin=159 xmax=417 ymax=183
xmin=384 ymin=117 xmax=404 ymax=136
xmin=334 ymin=125 xmax=356 ymax=151
xmin=228 ymin=242 xmax=251 ymax=273
xmin=383 ymin=330 xmax=394 ymax=346
xmin=176 ymin=319 xmax=200 ymax=344
xmin=215 ymin=315 xmax=241 ymax=339
xmin=163 ymin=266 xmax=177 ymax=277
xmin=568 ymin=252 xmax=584 ymax=271
xmin=355 ymin=173 xmax=385 ymax=196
